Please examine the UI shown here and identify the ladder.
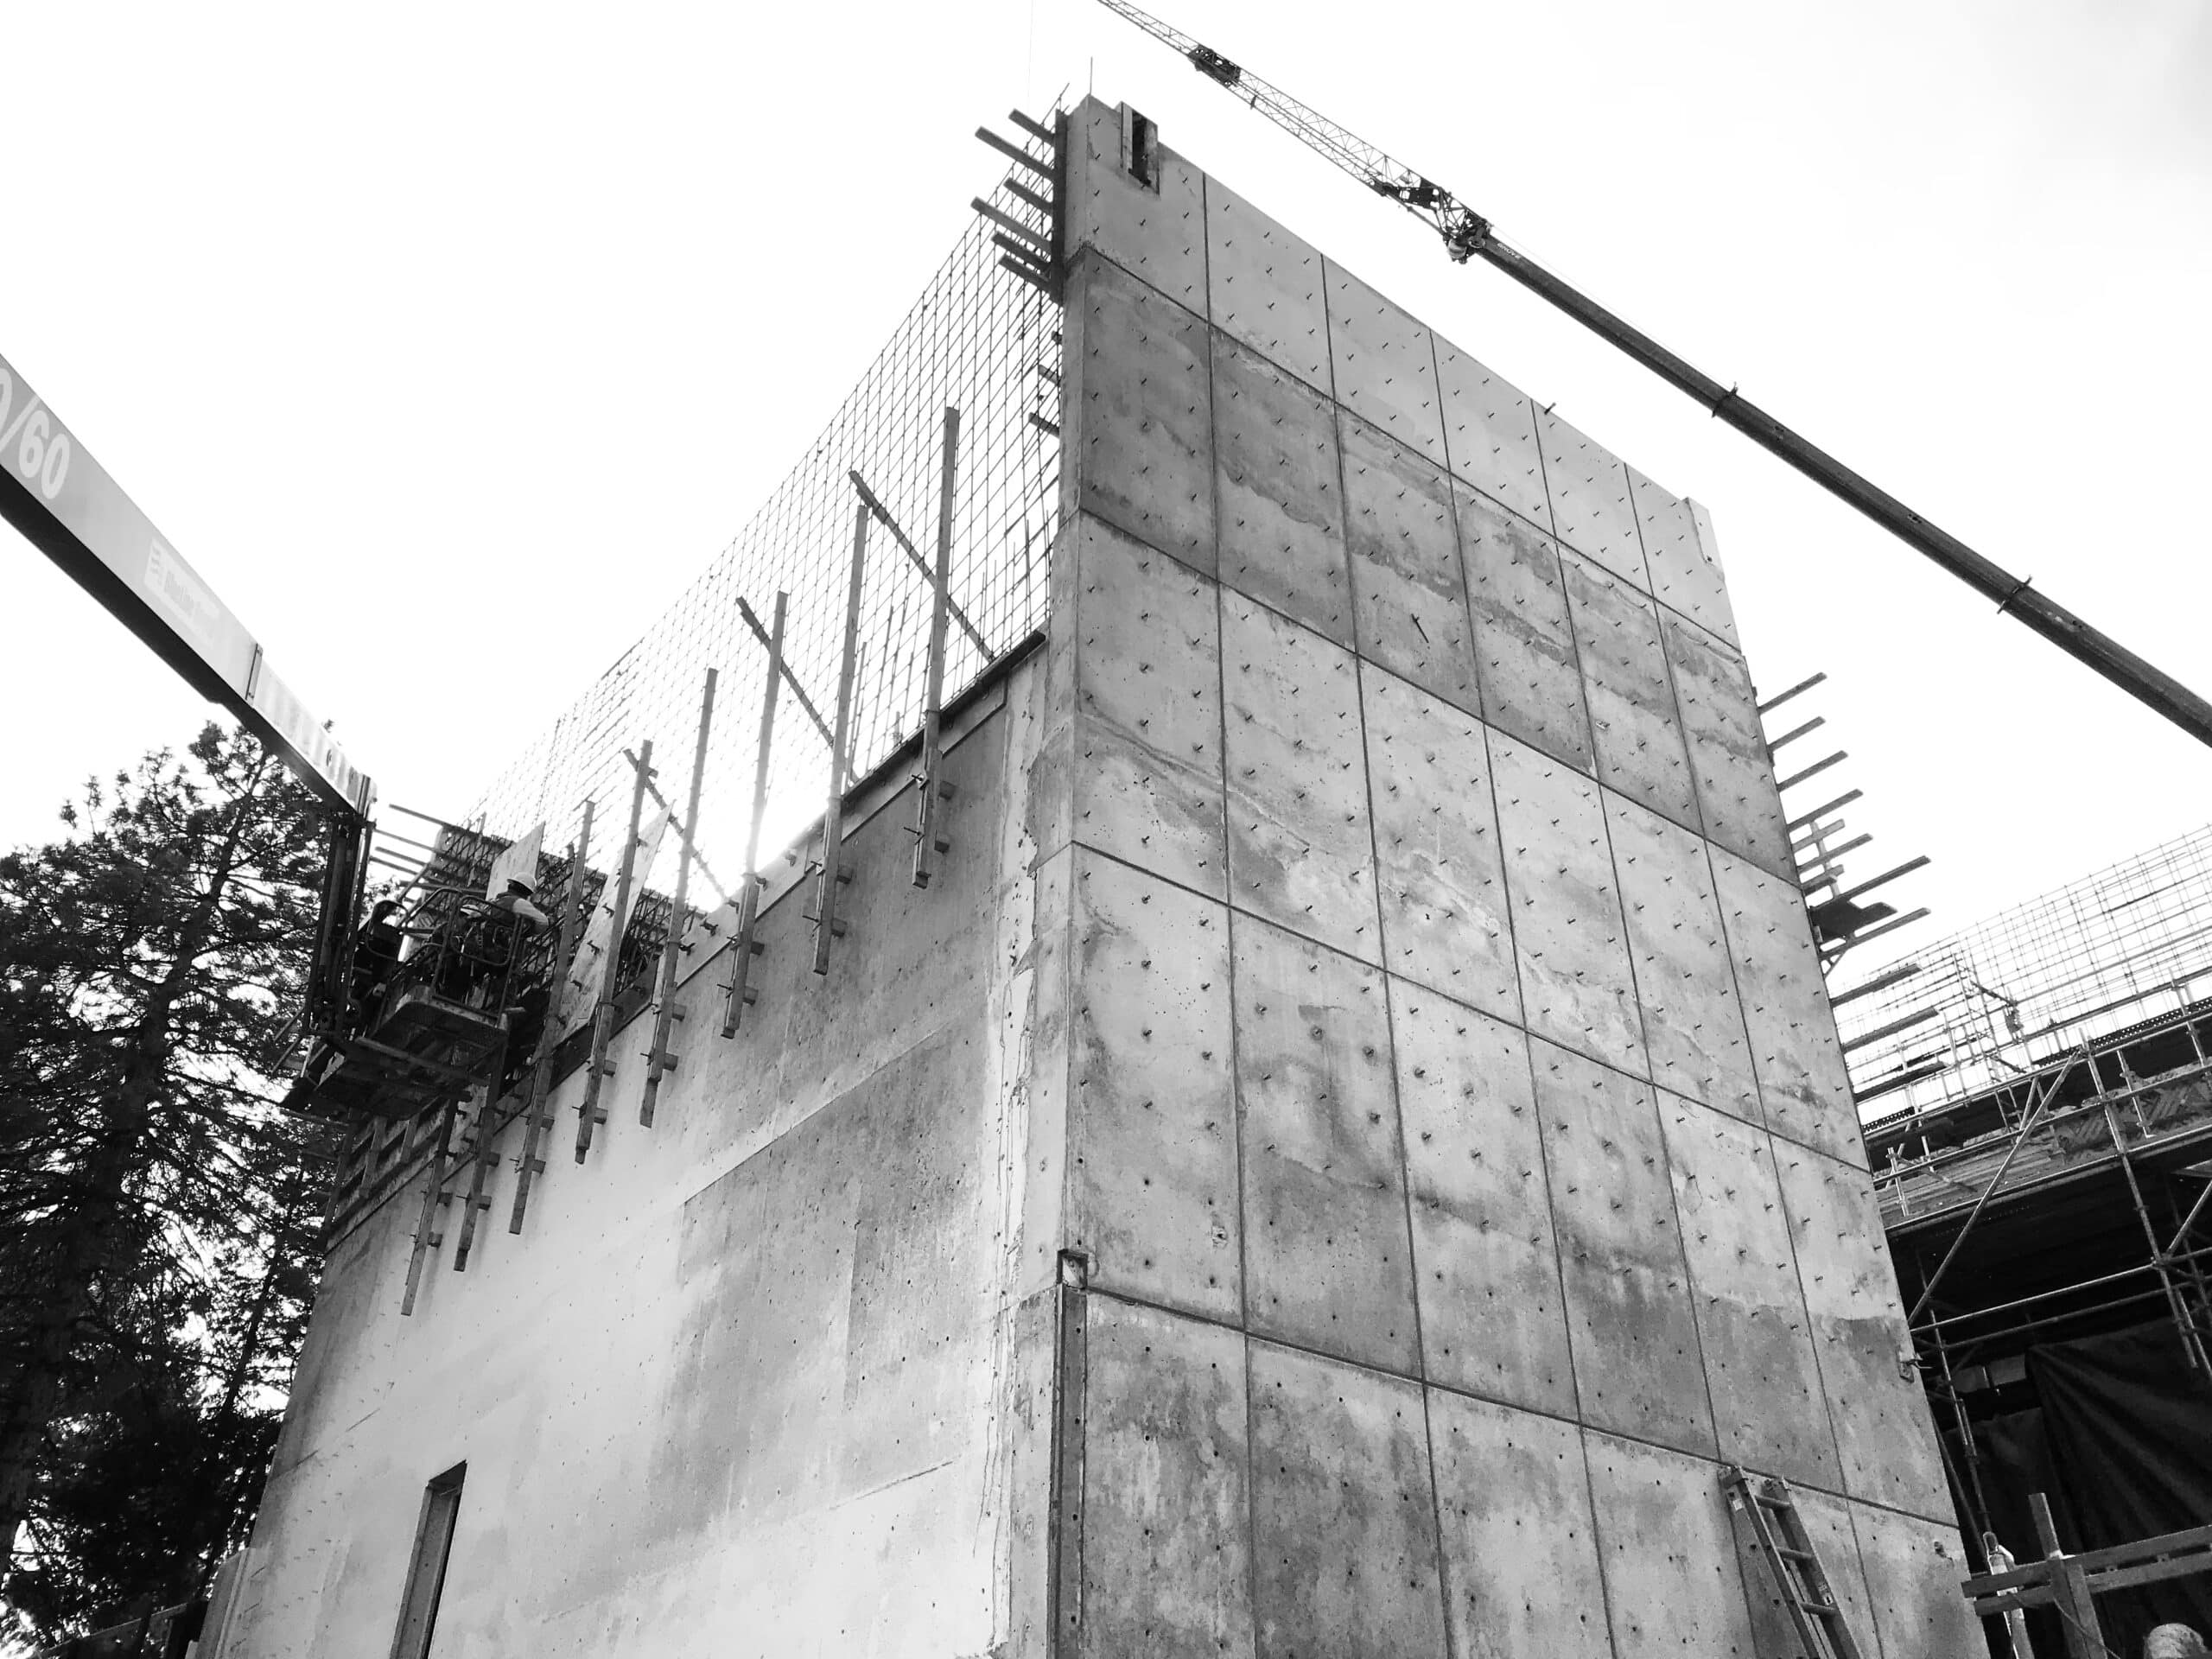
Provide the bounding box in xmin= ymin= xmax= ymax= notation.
xmin=1724 ymin=1466 xmax=1868 ymax=1659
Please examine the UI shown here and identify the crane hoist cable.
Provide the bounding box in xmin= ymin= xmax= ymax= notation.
xmin=1093 ymin=0 xmax=2212 ymax=753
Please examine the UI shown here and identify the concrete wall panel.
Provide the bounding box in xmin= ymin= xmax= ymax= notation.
xmin=1633 ymin=470 xmax=1738 ymax=648
xmin=1223 ymin=595 xmax=1381 ymax=962
xmin=1213 ymin=334 xmax=1351 ymax=645
xmin=1584 ymin=1431 xmax=1760 ymax=1659
xmin=1074 ymin=256 xmax=1217 ymax=575
xmin=1429 ymin=1389 xmax=1610 ymax=1659
xmin=661 ymin=1024 xmax=989 ymax=1535
xmin=1205 ymin=178 xmax=1331 ymax=395
xmin=1233 ymin=916 xmax=1418 ymax=1371
xmin=1534 ymin=1040 xmax=1714 ymax=1456
xmin=1361 ymin=666 xmax=1517 ymax=1023
xmin=1459 ymin=484 xmax=1594 ymax=774
xmin=1325 ymin=259 xmax=1447 ymax=469
xmin=1072 ymin=521 xmax=1226 ymax=897
xmin=1491 ymin=734 xmax=1644 ymax=1077
xmin=1564 ymin=550 xmax=1700 ymax=832
xmin=1433 ymin=338 xmax=1550 ymax=530
xmin=1392 ymin=988 xmax=1574 ymax=1415
xmin=1775 ymin=1147 xmax=1952 ymax=1523
xmin=741 ymin=738 xmax=1002 ymax=1143
xmin=264 ymin=1210 xmax=403 ymax=1486
xmin=1079 ymin=1297 xmax=1255 ymax=1659
xmin=1537 ymin=410 xmax=1648 ymax=591
xmin=1341 ymin=415 xmax=1478 ymax=715
xmin=1711 ymin=847 xmax=1862 ymax=1165
xmin=1850 ymin=1501 xmax=1980 ymax=1659
xmin=1659 ymin=1096 xmax=1837 ymax=1490
xmin=1068 ymin=853 xmax=1241 ymax=1319
xmin=1605 ymin=791 xmax=1758 ymax=1122
xmin=1249 ymin=1342 xmax=1446 ymax=1659
xmin=1663 ymin=613 xmax=1793 ymax=879
xmin=1068 ymin=101 xmax=1208 ymax=313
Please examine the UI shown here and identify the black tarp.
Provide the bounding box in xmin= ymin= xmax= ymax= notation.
xmin=1965 ymin=1320 xmax=2212 ymax=1656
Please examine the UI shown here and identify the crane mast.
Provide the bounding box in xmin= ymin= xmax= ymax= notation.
xmin=1095 ymin=0 xmax=2212 ymax=752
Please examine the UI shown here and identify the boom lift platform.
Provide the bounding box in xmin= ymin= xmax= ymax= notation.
xmin=294 ymin=892 xmax=538 ymax=1122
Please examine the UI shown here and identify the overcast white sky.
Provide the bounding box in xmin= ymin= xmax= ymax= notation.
xmin=3 ymin=1 xmax=2206 ymax=957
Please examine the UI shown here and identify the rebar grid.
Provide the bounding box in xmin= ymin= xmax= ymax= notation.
xmin=1845 ymin=823 xmax=2212 ymax=1119
xmin=461 ymin=123 xmax=1062 ymax=906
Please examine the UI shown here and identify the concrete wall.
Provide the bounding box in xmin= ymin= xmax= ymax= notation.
xmin=226 ymin=92 xmax=1978 ymax=1659
xmin=1042 ymin=96 xmax=1978 ymax=1659
xmin=217 ymin=669 xmax=1065 ymax=1659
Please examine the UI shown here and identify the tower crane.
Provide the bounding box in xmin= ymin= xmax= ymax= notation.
xmin=1094 ymin=0 xmax=2212 ymax=752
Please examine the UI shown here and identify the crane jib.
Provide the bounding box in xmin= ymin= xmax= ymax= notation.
xmin=1096 ymin=0 xmax=2212 ymax=753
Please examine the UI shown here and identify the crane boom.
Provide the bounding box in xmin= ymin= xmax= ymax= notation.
xmin=1095 ymin=0 xmax=2212 ymax=752
xmin=0 ymin=348 xmax=374 ymax=813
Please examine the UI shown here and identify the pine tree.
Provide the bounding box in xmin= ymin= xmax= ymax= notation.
xmin=0 ymin=723 xmax=334 ymax=1643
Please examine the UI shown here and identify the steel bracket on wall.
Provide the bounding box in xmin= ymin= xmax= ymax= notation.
xmin=976 ymin=109 xmax=1064 ymax=301
xmin=509 ymin=814 xmax=591 ymax=1234
xmin=576 ymin=745 xmax=654 ymax=1162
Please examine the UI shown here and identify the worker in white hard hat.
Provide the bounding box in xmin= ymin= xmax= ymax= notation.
xmin=489 ymin=878 xmax=550 ymax=931
xmin=2147 ymin=1624 xmax=2211 ymax=1659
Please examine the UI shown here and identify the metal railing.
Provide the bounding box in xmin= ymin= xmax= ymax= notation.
xmin=1843 ymin=823 xmax=2212 ymax=1120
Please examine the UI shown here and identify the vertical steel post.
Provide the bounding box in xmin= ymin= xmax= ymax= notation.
xmin=1928 ymin=1320 xmax=1996 ymax=1554
xmin=2029 ymin=1492 xmax=2105 ymax=1659
xmin=723 ymin=593 xmax=786 ymax=1035
xmin=578 ymin=743 xmax=652 ymax=1161
xmin=1046 ymin=1259 xmax=1090 ymax=1654
xmin=448 ymin=1055 xmax=505 ymax=1272
xmin=814 ymin=503 xmax=868 ymax=976
xmin=509 ymin=807 xmax=590 ymax=1233
xmin=308 ymin=810 xmax=369 ymax=1035
xmin=641 ymin=670 xmax=716 ymax=1126
xmin=2103 ymin=1099 xmax=2209 ymax=1370
xmin=399 ymin=1096 xmax=461 ymax=1316
xmin=912 ymin=406 xmax=962 ymax=889
xmin=2170 ymin=1205 xmax=2212 ymax=1373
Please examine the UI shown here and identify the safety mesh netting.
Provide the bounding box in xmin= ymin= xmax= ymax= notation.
xmin=454 ymin=119 xmax=1063 ymax=905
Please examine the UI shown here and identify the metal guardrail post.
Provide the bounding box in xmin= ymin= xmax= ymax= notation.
xmin=723 ymin=594 xmax=787 ymax=1035
xmin=813 ymin=504 xmax=868 ymax=976
xmin=577 ymin=744 xmax=653 ymax=1161
xmin=509 ymin=807 xmax=590 ymax=1233
xmin=641 ymin=671 xmax=716 ymax=1126
xmin=912 ymin=407 xmax=962 ymax=889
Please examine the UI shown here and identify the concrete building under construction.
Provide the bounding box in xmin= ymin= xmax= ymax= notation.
xmin=1838 ymin=827 xmax=2212 ymax=1653
xmin=196 ymin=98 xmax=1980 ymax=1657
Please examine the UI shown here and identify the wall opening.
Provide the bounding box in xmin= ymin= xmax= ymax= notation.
xmin=389 ymin=1462 xmax=466 ymax=1659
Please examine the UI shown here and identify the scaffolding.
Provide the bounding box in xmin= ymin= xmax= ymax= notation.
xmin=1840 ymin=825 xmax=2212 ymax=1560
xmin=1842 ymin=823 xmax=2212 ymax=1120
